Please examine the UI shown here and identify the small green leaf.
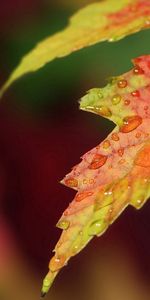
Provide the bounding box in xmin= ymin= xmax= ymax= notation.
xmin=1 ymin=0 xmax=150 ymax=97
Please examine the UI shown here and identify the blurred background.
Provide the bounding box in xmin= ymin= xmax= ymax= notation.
xmin=0 ymin=1 xmax=150 ymax=300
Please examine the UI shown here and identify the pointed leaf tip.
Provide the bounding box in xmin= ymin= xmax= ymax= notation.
xmin=41 ymin=270 xmax=58 ymax=297
xmin=41 ymin=291 xmax=46 ymax=298
xmin=43 ymin=54 xmax=150 ymax=294
xmin=1 ymin=0 xmax=150 ymax=97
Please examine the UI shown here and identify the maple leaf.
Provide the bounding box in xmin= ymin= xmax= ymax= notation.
xmin=1 ymin=0 xmax=150 ymax=97
xmin=41 ymin=55 xmax=150 ymax=297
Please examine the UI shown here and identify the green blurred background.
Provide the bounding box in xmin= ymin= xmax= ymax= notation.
xmin=0 ymin=1 xmax=150 ymax=300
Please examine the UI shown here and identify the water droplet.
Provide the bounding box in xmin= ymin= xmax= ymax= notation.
xmin=73 ymin=244 xmax=79 ymax=253
xmin=89 ymin=220 xmax=107 ymax=236
xmin=96 ymin=106 xmax=112 ymax=117
xmin=107 ymin=76 xmax=117 ymax=84
xmin=124 ymin=99 xmax=130 ymax=106
xmin=89 ymin=178 xmax=95 ymax=185
xmin=75 ymin=191 xmax=93 ymax=202
xmin=120 ymin=115 xmax=142 ymax=133
xmin=83 ymin=179 xmax=88 ymax=185
xmin=109 ymin=36 xmax=121 ymax=42
xmin=129 ymin=4 xmax=137 ymax=12
xmin=86 ymin=106 xmax=112 ymax=117
xmin=137 ymin=199 xmax=142 ymax=204
xmin=79 ymin=230 xmax=83 ymax=235
xmin=119 ymin=159 xmax=126 ymax=165
xmin=111 ymin=133 xmax=119 ymax=141
xmin=98 ymin=92 xmax=103 ymax=99
xmin=133 ymin=65 xmax=144 ymax=75
xmin=108 ymin=165 xmax=112 ymax=169
xmin=56 ymin=220 xmax=70 ymax=230
xmin=112 ymin=94 xmax=122 ymax=105
xmin=104 ymin=190 xmax=112 ymax=196
xmin=117 ymin=79 xmax=127 ymax=88
xmin=87 ymin=88 xmax=103 ymax=99
xmin=89 ymin=154 xmax=108 ymax=169
xmin=144 ymin=178 xmax=150 ymax=184
xmin=43 ymin=277 xmax=50 ymax=287
xmin=131 ymin=90 xmax=140 ymax=97
xmin=49 ymin=255 xmax=66 ymax=272
xmin=65 ymin=178 xmax=78 ymax=188
xmin=103 ymin=140 xmax=111 ymax=149
xmin=144 ymin=133 xmax=149 ymax=138
xmin=135 ymin=132 xmax=141 ymax=139
xmin=136 ymin=199 xmax=142 ymax=207
xmin=118 ymin=148 xmax=124 ymax=157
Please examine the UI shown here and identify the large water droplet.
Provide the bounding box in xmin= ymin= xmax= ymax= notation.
xmin=96 ymin=106 xmax=112 ymax=117
xmin=85 ymin=106 xmax=112 ymax=117
xmin=89 ymin=154 xmax=108 ymax=169
xmin=75 ymin=191 xmax=93 ymax=202
xmin=65 ymin=178 xmax=78 ymax=188
xmin=120 ymin=116 xmax=142 ymax=133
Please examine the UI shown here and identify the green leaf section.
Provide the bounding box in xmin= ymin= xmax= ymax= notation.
xmin=1 ymin=0 xmax=150 ymax=97
xmin=41 ymin=55 xmax=150 ymax=296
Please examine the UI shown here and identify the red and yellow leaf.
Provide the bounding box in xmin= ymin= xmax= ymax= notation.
xmin=41 ymin=55 xmax=150 ymax=296
xmin=1 ymin=0 xmax=150 ymax=97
